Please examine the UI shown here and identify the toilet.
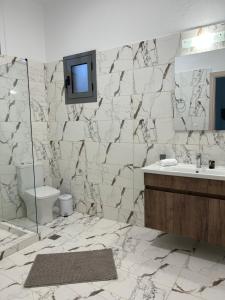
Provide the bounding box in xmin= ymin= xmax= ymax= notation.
xmin=17 ymin=163 xmax=60 ymax=225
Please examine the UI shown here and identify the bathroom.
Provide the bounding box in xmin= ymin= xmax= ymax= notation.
xmin=0 ymin=0 xmax=225 ymax=299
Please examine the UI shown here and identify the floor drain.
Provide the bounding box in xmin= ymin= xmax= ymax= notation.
xmin=48 ymin=234 xmax=61 ymax=240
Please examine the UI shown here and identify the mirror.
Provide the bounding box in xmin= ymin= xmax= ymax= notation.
xmin=173 ymin=23 xmax=225 ymax=131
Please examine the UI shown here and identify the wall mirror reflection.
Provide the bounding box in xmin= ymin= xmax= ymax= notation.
xmin=174 ymin=23 xmax=225 ymax=131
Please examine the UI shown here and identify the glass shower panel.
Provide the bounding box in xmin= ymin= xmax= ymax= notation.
xmin=0 ymin=57 xmax=38 ymax=233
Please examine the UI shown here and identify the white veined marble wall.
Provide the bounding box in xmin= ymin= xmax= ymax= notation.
xmin=2 ymin=29 xmax=225 ymax=226
xmin=45 ymin=33 xmax=179 ymax=226
xmin=46 ymin=31 xmax=225 ymax=226
xmin=0 ymin=56 xmax=51 ymax=220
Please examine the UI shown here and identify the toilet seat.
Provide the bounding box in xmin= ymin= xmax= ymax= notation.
xmin=25 ymin=186 xmax=60 ymax=200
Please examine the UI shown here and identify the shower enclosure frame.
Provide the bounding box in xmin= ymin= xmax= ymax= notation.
xmin=0 ymin=56 xmax=39 ymax=234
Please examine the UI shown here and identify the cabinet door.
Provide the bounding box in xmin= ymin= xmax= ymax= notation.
xmin=145 ymin=189 xmax=208 ymax=241
xmin=175 ymin=194 xmax=208 ymax=241
xmin=208 ymin=199 xmax=225 ymax=246
xmin=145 ymin=189 xmax=175 ymax=232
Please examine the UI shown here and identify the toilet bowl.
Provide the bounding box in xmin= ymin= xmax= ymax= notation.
xmin=24 ymin=186 xmax=60 ymax=225
xmin=16 ymin=163 xmax=60 ymax=225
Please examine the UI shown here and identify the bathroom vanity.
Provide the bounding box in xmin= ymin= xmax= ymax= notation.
xmin=143 ymin=163 xmax=225 ymax=247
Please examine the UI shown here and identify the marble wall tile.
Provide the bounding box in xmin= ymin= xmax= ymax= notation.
xmin=154 ymin=33 xmax=181 ymax=65
xmin=202 ymin=143 xmax=225 ymax=166
xmin=28 ymin=61 xmax=45 ymax=83
xmin=71 ymin=181 xmax=84 ymax=204
xmin=82 ymin=182 xmax=104 ymax=217
xmin=42 ymin=160 xmax=53 ymax=186
xmin=133 ymin=33 xmax=180 ymax=68
xmin=98 ymin=70 xmax=133 ymax=98
xmin=0 ymin=99 xmax=30 ymax=122
xmin=47 ymin=81 xmax=64 ymax=105
xmin=133 ymin=167 xmax=145 ymax=190
xmin=133 ymin=92 xmax=174 ymax=120
xmin=0 ymin=77 xmax=29 ymax=104
xmin=172 ymin=131 xmax=201 ymax=145
xmin=102 ymin=163 xmax=133 ymax=189
xmin=48 ymin=121 xmax=65 ymax=141
xmin=174 ymin=144 xmax=201 ymax=164
xmin=100 ymin=185 xmax=134 ymax=211
xmin=32 ymin=122 xmax=48 ymax=143
xmin=134 ymin=63 xmax=175 ymax=94
xmin=133 ymin=117 xmax=175 ymax=144
xmin=30 ymin=81 xmax=48 ymax=122
xmin=133 ymin=187 xmax=144 ymax=214
xmin=133 ymin=39 xmax=158 ymax=69
xmin=0 ymin=122 xmax=31 ymax=143
xmin=45 ymin=60 xmax=64 ymax=83
xmin=103 ymin=205 xmax=132 ymax=223
xmin=95 ymin=119 xmax=133 ymax=143
xmin=95 ymin=95 xmax=133 ymax=121
xmin=102 ymin=142 xmax=133 ymax=165
xmin=0 ymin=169 xmax=26 ymax=219
xmin=65 ymin=95 xmax=133 ymax=122
xmin=66 ymin=102 xmax=98 ymax=122
xmin=0 ymin=59 xmax=27 ymax=80
xmin=133 ymin=118 xmax=158 ymax=143
xmin=0 ymin=122 xmax=33 ymax=165
xmin=97 ymin=45 xmax=133 ymax=75
xmin=83 ymin=163 xmax=103 ymax=185
xmin=134 ymin=143 xmax=175 ymax=168
xmin=33 ymin=141 xmax=52 ymax=161
xmin=62 ymin=121 xmax=87 ymax=142
xmin=55 ymin=140 xmax=73 ymax=160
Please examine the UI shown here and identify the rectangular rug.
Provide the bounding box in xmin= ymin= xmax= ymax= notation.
xmin=24 ymin=248 xmax=117 ymax=287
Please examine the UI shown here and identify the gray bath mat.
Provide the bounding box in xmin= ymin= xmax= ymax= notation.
xmin=24 ymin=248 xmax=117 ymax=287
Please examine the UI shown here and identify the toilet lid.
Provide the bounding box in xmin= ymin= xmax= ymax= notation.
xmin=25 ymin=186 xmax=60 ymax=199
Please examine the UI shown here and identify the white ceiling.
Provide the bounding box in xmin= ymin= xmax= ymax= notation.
xmin=1 ymin=0 xmax=225 ymax=62
xmin=43 ymin=0 xmax=225 ymax=61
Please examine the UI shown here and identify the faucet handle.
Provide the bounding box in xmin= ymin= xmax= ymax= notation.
xmin=196 ymin=153 xmax=202 ymax=168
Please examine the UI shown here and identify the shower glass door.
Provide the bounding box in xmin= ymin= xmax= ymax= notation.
xmin=0 ymin=57 xmax=38 ymax=234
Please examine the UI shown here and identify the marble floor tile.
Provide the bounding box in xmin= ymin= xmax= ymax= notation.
xmin=167 ymin=291 xmax=203 ymax=300
xmin=172 ymin=268 xmax=225 ymax=300
xmin=0 ymin=228 xmax=18 ymax=247
xmin=0 ymin=212 xmax=225 ymax=300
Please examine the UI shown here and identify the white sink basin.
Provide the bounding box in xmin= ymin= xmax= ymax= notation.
xmin=142 ymin=163 xmax=225 ymax=181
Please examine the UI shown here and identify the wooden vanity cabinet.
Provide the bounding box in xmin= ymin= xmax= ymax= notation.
xmin=208 ymin=199 xmax=225 ymax=245
xmin=144 ymin=173 xmax=225 ymax=247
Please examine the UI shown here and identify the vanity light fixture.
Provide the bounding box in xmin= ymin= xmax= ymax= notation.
xmin=192 ymin=32 xmax=214 ymax=50
xmin=182 ymin=30 xmax=225 ymax=50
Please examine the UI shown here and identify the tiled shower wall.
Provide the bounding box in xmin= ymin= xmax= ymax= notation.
xmin=0 ymin=56 xmax=51 ymax=220
xmin=46 ymin=31 xmax=225 ymax=226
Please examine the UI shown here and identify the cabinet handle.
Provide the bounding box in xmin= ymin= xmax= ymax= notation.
xmin=65 ymin=76 xmax=70 ymax=88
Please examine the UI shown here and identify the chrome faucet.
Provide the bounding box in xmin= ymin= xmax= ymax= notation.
xmin=196 ymin=153 xmax=202 ymax=168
